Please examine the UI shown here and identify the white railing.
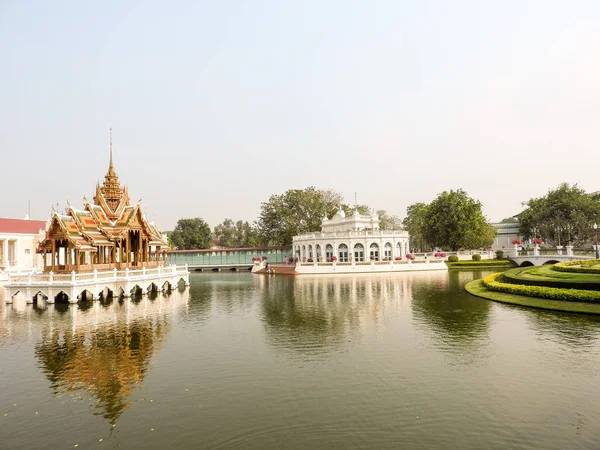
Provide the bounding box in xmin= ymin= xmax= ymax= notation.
xmin=6 ymin=264 xmax=189 ymax=286
xmin=296 ymin=258 xmax=445 ymax=267
xmin=293 ymin=230 xmax=409 ymax=241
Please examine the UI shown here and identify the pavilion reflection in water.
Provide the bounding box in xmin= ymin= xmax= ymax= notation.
xmin=257 ymin=273 xmax=432 ymax=352
xmin=5 ymin=290 xmax=190 ymax=424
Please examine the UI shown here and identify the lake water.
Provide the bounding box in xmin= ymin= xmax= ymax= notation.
xmin=1 ymin=270 xmax=600 ymax=449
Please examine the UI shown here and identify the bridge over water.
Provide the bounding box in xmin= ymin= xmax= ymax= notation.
xmin=167 ymin=246 xmax=292 ymax=272
xmin=509 ymin=254 xmax=594 ymax=267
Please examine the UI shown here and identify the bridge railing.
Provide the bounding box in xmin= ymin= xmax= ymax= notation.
xmin=5 ymin=264 xmax=190 ymax=286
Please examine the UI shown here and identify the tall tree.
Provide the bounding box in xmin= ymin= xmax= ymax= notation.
xmin=341 ymin=204 xmax=370 ymax=216
xmin=422 ymin=190 xmax=496 ymax=251
xmin=213 ymin=218 xmax=236 ymax=247
xmin=377 ymin=209 xmax=402 ymax=230
xmin=170 ymin=218 xmax=212 ymax=250
xmin=403 ymin=202 xmax=430 ymax=251
xmin=519 ymin=183 xmax=600 ymax=246
xmin=257 ymin=187 xmax=343 ymax=245
xmin=213 ymin=219 xmax=260 ymax=248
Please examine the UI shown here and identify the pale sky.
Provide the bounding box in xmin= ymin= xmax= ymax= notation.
xmin=1 ymin=0 xmax=599 ymax=231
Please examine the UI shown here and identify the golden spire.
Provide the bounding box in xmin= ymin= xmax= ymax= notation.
xmin=109 ymin=127 xmax=113 ymax=169
xmin=97 ymin=127 xmax=124 ymax=213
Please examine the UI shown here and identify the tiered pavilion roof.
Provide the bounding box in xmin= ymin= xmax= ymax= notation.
xmin=38 ymin=134 xmax=168 ymax=273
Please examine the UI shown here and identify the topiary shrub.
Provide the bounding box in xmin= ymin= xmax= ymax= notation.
xmin=448 ymin=255 xmax=459 ymax=262
xmin=472 ymin=254 xmax=482 ymax=261
xmin=482 ymin=272 xmax=600 ymax=302
xmin=495 ymin=250 xmax=505 ymax=259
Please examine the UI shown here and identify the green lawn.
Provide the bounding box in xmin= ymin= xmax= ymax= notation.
xmin=465 ymin=279 xmax=600 ymax=315
xmin=502 ymin=266 xmax=600 ymax=290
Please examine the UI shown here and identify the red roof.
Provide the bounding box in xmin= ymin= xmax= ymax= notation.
xmin=0 ymin=218 xmax=47 ymax=234
xmin=168 ymin=245 xmax=291 ymax=253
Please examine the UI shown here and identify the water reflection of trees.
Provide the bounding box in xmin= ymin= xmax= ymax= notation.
xmin=185 ymin=273 xmax=256 ymax=321
xmin=259 ymin=274 xmax=412 ymax=355
xmin=410 ymin=270 xmax=492 ymax=356
xmin=522 ymin=309 xmax=600 ymax=349
xmin=33 ymin=293 xmax=188 ymax=424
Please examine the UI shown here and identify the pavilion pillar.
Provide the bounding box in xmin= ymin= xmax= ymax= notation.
xmin=75 ymin=249 xmax=80 ymax=272
xmin=51 ymin=240 xmax=56 ymax=271
xmin=126 ymin=234 xmax=130 ymax=267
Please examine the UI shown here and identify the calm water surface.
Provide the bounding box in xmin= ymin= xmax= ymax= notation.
xmin=1 ymin=271 xmax=600 ymax=449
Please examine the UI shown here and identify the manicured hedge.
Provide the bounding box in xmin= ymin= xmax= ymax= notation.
xmin=553 ymin=259 xmax=600 ymax=274
xmin=482 ymin=272 xmax=600 ymax=302
xmin=446 ymin=260 xmax=513 ymax=267
xmin=501 ymin=267 xmax=600 ymax=291
xmin=465 ymin=279 xmax=600 ymax=315
xmin=447 ymin=255 xmax=459 ymax=262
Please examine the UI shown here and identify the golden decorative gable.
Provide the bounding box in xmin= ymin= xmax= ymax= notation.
xmin=37 ymin=131 xmax=169 ymax=272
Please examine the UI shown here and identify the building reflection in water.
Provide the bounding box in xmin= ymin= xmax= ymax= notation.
xmin=258 ymin=273 xmax=413 ymax=355
xmin=3 ymin=288 xmax=189 ymax=424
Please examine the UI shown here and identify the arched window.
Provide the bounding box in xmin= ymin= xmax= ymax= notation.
xmin=325 ymin=244 xmax=333 ymax=261
xmin=302 ymin=245 xmax=306 ymax=260
xmin=308 ymin=244 xmax=313 ymax=259
xmin=315 ymin=244 xmax=321 ymax=261
xmin=338 ymin=244 xmax=349 ymax=262
xmin=353 ymin=243 xmax=364 ymax=262
xmin=384 ymin=242 xmax=392 ymax=260
xmin=370 ymin=243 xmax=379 ymax=261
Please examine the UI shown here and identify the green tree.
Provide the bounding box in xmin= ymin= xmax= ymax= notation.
xmin=377 ymin=209 xmax=402 ymax=230
xmin=422 ymin=189 xmax=495 ymax=251
xmin=170 ymin=218 xmax=212 ymax=250
xmin=403 ymin=202 xmax=430 ymax=251
xmin=234 ymin=220 xmax=259 ymax=247
xmin=500 ymin=217 xmax=519 ymax=223
xmin=519 ymin=183 xmax=600 ymax=246
xmin=213 ymin=218 xmax=236 ymax=247
xmin=213 ymin=219 xmax=259 ymax=247
xmin=341 ymin=204 xmax=370 ymax=216
xmin=257 ymin=187 xmax=343 ymax=245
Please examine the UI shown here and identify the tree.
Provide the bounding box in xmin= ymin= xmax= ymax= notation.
xmin=519 ymin=183 xmax=600 ymax=246
xmin=213 ymin=219 xmax=259 ymax=248
xmin=421 ymin=190 xmax=495 ymax=251
xmin=341 ymin=204 xmax=370 ymax=216
xmin=256 ymin=187 xmax=343 ymax=245
xmin=403 ymin=203 xmax=430 ymax=251
xmin=377 ymin=209 xmax=402 ymax=230
xmin=500 ymin=217 xmax=519 ymax=223
xmin=213 ymin=218 xmax=236 ymax=247
xmin=170 ymin=218 xmax=212 ymax=250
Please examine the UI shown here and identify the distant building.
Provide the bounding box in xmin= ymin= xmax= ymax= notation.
xmin=0 ymin=217 xmax=48 ymax=272
xmin=491 ymin=221 xmax=521 ymax=250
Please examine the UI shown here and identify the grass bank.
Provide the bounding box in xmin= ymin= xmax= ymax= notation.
xmin=465 ymin=279 xmax=600 ymax=315
xmin=502 ymin=266 xmax=600 ymax=290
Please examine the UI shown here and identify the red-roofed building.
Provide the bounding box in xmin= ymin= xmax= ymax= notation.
xmin=0 ymin=217 xmax=48 ymax=271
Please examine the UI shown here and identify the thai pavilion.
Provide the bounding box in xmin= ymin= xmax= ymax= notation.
xmin=38 ymin=146 xmax=168 ymax=273
xmin=4 ymin=133 xmax=189 ymax=304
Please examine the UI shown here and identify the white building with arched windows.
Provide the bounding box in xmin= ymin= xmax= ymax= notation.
xmin=290 ymin=210 xmax=446 ymax=274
